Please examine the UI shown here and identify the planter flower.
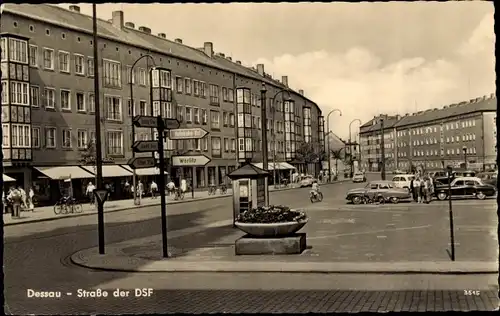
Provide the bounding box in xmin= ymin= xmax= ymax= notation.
xmin=235 ymin=205 xmax=308 ymax=237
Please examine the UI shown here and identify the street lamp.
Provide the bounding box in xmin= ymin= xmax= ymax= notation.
xmin=326 ymin=109 xmax=342 ymax=182
xmin=348 ymin=118 xmax=362 ymax=177
xmin=130 ymin=54 xmax=156 ymax=205
xmin=462 ymin=145 xmax=467 ymax=169
xmin=380 ymin=117 xmax=386 ymax=180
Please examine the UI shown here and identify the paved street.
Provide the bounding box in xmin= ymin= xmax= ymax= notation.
xmin=4 ymin=178 xmax=499 ymax=314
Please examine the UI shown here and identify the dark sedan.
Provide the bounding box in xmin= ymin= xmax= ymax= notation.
xmin=434 ymin=177 xmax=497 ymax=200
xmin=477 ymin=172 xmax=498 ymax=188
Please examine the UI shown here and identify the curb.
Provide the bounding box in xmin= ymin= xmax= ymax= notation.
xmin=4 ymin=181 xmax=347 ymax=227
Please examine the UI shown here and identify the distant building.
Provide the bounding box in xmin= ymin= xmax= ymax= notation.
xmin=359 ymin=94 xmax=497 ymax=172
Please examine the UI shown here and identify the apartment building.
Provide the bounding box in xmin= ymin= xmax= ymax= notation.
xmin=358 ymin=94 xmax=497 ymax=173
xmin=1 ymin=4 xmax=324 ymax=201
xmin=359 ymin=115 xmax=399 ymax=172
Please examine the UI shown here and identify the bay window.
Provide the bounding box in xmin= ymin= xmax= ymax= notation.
xmin=10 ymin=82 xmax=29 ymax=105
xmin=9 ymin=38 xmax=28 ymax=63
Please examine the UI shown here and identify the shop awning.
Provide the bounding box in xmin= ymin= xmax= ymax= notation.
xmin=121 ymin=165 xmax=166 ymax=176
xmin=252 ymin=162 xmax=296 ymax=171
xmin=278 ymin=162 xmax=296 ymax=170
xmin=81 ymin=165 xmax=133 ymax=178
xmin=3 ymin=174 xmax=15 ymax=182
xmin=252 ymin=163 xmax=277 ymax=171
xmin=35 ymin=166 xmax=95 ymax=180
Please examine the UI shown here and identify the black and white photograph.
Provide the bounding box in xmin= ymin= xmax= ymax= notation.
xmin=1 ymin=1 xmax=498 ymax=314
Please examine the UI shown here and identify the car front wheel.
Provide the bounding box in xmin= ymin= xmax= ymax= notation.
xmin=476 ymin=191 xmax=486 ymax=200
xmin=352 ymin=196 xmax=362 ymax=205
xmin=437 ymin=192 xmax=448 ymax=200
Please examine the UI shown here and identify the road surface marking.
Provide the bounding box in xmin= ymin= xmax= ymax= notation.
xmin=308 ymin=225 xmax=432 ymax=240
xmin=376 ymin=235 xmax=387 ymax=239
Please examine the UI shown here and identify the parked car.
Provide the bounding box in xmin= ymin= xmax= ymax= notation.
xmin=433 ymin=170 xmax=476 ymax=185
xmin=431 ymin=171 xmax=448 ymax=178
xmin=300 ymin=175 xmax=316 ymax=187
xmin=392 ymin=169 xmax=405 ymax=175
xmin=346 ymin=180 xmax=411 ymax=204
xmin=477 ymin=172 xmax=498 ymax=188
xmin=391 ymin=174 xmax=415 ymax=193
xmin=433 ymin=176 xmax=497 ymax=200
xmin=352 ymin=172 xmax=366 ymax=183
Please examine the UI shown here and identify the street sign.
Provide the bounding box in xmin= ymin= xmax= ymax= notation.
xmin=128 ymin=156 xmax=156 ymax=169
xmin=132 ymin=115 xmax=180 ymax=130
xmin=94 ymin=189 xmax=109 ymax=205
xmin=169 ymin=128 xmax=208 ymax=140
xmin=172 ymin=155 xmax=211 ymax=167
xmin=132 ymin=140 xmax=159 ymax=153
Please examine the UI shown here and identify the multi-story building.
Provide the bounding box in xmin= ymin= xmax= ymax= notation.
xmin=359 ymin=115 xmax=399 ymax=172
xmin=1 ymin=4 xmax=324 ymax=202
xmin=358 ymin=94 xmax=497 ymax=173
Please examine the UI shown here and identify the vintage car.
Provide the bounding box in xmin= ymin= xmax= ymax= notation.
xmin=477 ymin=172 xmax=497 ymax=188
xmin=346 ymin=180 xmax=412 ymax=204
xmin=434 ymin=176 xmax=497 ymax=200
xmin=434 ymin=170 xmax=476 ymax=185
xmin=300 ymin=175 xmax=317 ymax=187
xmin=391 ymin=174 xmax=415 ymax=193
xmin=352 ymin=172 xmax=366 ymax=183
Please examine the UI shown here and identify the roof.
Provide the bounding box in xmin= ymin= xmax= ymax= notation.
xmin=394 ymin=95 xmax=496 ymax=128
xmin=3 ymin=4 xmax=320 ymax=113
xmin=359 ymin=115 xmax=400 ymax=135
xmin=227 ymin=163 xmax=270 ymax=179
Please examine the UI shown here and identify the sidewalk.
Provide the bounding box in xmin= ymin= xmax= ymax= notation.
xmin=3 ymin=182 xmax=338 ymax=226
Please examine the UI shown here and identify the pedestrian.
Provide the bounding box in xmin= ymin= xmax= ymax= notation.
xmin=86 ymin=181 xmax=95 ymax=205
xmin=150 ymin=180 xmax=158 ymax=198
xmin=166 ymin=180 xmax=176 ymax=196
xmin=7 ymin=186 xmax=22 ymax=218
xmin=28 ymin=187 xmax=35 ymax=211
xmin=180 ymin=178 xmax=187 ymax=194
xmin=124 ymin=180 xmax=130 ymax=198
xmin=413 ymin=177 xmax=421 ymax=203
xmin=2 ymin=190 xmax=6 ymax=214
xmin=138 ymin=181 xmax=144 ymax=198
xmin=19 ymin=186 xmax=27 ymax=211
xmin=410 ymin=177 xmax=416 ymax=202
xmin=419 ymin=177 xmax=425 ymax=203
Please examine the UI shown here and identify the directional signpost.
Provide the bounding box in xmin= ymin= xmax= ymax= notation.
xmin=169 ymin=128 xmax=208 ymax=140
xmin=132 ymin=140 xmax=159 ymax=153
xmin=128 ymin=156 xmax=157 ymax=169
xmin=172 ymin=154 xmax=211 ymax=167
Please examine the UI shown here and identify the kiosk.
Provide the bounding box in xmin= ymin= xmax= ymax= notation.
xmin=227 ymin=163 xmax=270 ymax=226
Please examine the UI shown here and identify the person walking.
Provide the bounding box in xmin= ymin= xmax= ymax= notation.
xmin=19 ymin=186 xmax=27 ymax=211
xmin=28 ymin=187 xmax=35 ymax=211
xmin=180 ymin=178 xmax=187 ymax=194
xmin=413 ymin=177 xmax=421 ymax=203
xmin=150 ymin=180 xmax=158 ymax=199
xmin=7 ymin=186 xmax=22 ymax=218
xmin=86 ymin=181 xmax=95 ymax=205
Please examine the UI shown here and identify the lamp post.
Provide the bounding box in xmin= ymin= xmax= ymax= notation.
xmin=462 ymin=145 xmax=467 ymax=169
xmin=326 ymin=109 xmax=342 ymax=182
xmin=270 ymin=88 xmax=292 ymax=188
xmin=260 ymin=83 xmax=270 ymax=205
xmin=380 ymin=117 xmax=386 ymax=180
xmin=349 ymin=118 xmax=362 ymax=177
xmin=130 ymin=54 xmax=156 ymax=205
xmin=447 ymin=165 xmax=455 ymax=261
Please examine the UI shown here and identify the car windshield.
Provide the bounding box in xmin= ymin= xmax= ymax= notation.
xmin=354 ymin=173 xmax=363 ymax=176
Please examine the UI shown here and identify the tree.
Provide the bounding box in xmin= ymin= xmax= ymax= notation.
xmin=330 ymin=148 xmax=344 ymax=177
xmin=294 ymin=141 xmax=319 ymax=174
xmin=79 ymin=140 xmax=114 ymax=166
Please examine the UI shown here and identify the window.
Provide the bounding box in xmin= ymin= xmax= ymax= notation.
xmin=185 ymin=78 xmax=192 ymax=94
xmin=211 ymin=137 xmax=221 ymax=157
xmin=0 ymin=38 xmax=6 ymax=61
xmin=32 ymin=127 xmax=40 ymax=148
xmin=29 ymin=45 xmax=38 ymax=67
xmin=11 ymin=124 xmax=31 ymax=147
xmin=139 ymin=101 xmax=147 ymax=115
xmin=77 ymin=129 xmax=88 ymax=149
xmin=211 ymin=110 xmax=220 ymax=129
xmin=105 ymin=96 xmax=122 ymax=121
xmin=76 ymin=92 xmax=85 ymax=111
xmin=74 ymin=54 xmax=85 ymax=75
xmin=229 ymin=113 xmax=235 ymax=127
xmin=193 ymin=80 xmax=200 ymax=96
xmin=87 ymin=57 xmax=94 ymax=77
xmin=193 ymin=108 xmax=200 ymax=124
xmin=45 ymin=88 xmax=56 ymax=108
xmin=185 ymin=106 xmax=192 ymax=123
xmin=1 ymin=82 xmax=8 ymax=104
xmin=231 ymin=138 xmax=236 ymax=151
xmin=103 ymin=59 xmax=121 ymax=88
xmin=60 ymin=90 xmax=71 ymax=110
xmin=163 ymin=102 xmax=173 ymax=118
xmin=107 ymin=131 xmax=123 ymax=155
xmin=153 ymin=101 xmax=160 ymax=116
xmin=176 ymin=77 xmax=183 ymax=93
xmin=9 ymin=38 xmax=28 ymax=63
xmin=209 ymin=84 xmax=220 ymax=105
xmin=228 ymin=88 xmax=234 ymax=102
xmin=126 ymin=66 xmax=135 ymax=84
xmin=58 ymin=51 xmax=70 ymax=72
xmin=10 ymin=82 xmax=29 ymax=105
xmin=127 ymin=99 xmax=135 ymax=116
xmin=201 ymin=82 xmax=207 ymax=98
xmin=224 ymin=138 xmax=229 ymax=152
xmin=202 ymin=109 xmax=208 ymax=125
xmin=2 ymin=124 xmax=9 ymax=147
xmin=88 ymin=93 xmax=95 ymax=113
xmin=222 ymin=87 xmax=228 ymax=101
xmin=223 ymin=112 xmax=228 ymax=126
xmin=62 ymin=129 xmax=72 ymax=148
xmin=138 ymin=68 xmax=146 ymax=85
xmin=30 ymin=86 xmax=39 ymax=107
xmin=177 ymin=105 xmax=184 ymax=122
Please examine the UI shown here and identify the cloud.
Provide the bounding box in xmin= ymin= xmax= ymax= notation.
xmin=251 ymin=13 xmax=495 ymax=139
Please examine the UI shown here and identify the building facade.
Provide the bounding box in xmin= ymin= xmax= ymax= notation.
xmin=359 ymin=94 xmax=497 ymax=173
xmin=1 ymin=4 xmax=324 ymax=202
xmin=359 ymin=115 xmax=398 ymax=172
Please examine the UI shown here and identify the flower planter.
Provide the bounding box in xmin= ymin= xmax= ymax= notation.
xmin=235 ymin=218 xmax=308 ymax=238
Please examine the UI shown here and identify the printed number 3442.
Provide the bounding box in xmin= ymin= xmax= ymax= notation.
xmin=464 ymin=290 xmax=480 ymax=296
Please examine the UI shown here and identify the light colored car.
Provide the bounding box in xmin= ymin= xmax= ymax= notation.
xmin=346 ymin=180 xmax=411 ymax=204
xmin=300 ymin=175 xmax=316 ymax=187
xmin=391 ymin=174 xmax=415 ymax=192
xmin=352 ymin=172 xmax=366 ymax=183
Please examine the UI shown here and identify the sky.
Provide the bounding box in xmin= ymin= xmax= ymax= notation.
xmin=61 ymin=2 xmax=495 ymax=140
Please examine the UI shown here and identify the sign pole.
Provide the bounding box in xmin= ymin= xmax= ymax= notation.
xmin=447 ymin=166 xmax=455 ymax=261
xmin=157 ymin=115 xmax=169 ymax=258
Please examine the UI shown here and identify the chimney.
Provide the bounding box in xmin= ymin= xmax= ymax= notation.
xmin=256 ymin=64 xmax=265 ymax=76
xmin=236 ymin=60 xmax=241 ymax=65
xmin=298 ymin=89 xmax=304 ymax=96
xmin=174 ymin=38 xmax=183 ymax=44
xmin=217 ymin=52 xmax=225 ymax=58
xmin=157 ymin=33 xmax=166 ymax=38
xmin=138 ymin=26 xmax=151 ymax=34
xmin=69 ymin=5 xmax=80 ymax=12
xmin=396 ymin=114 xmax=401 ymax=120
xmin=204 ymin=42 xmax=213 ymax=58
xmin=111 ymin=11 xmax=124 ymax=29
xmin=125 ymin=22 xmax=135 ymax=29
xmin=226 ymin=56 xmax=232 ymax=61
xmin=281 ymin=76 xmax=288 ymax=87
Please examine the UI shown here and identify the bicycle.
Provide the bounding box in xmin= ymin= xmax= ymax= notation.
xmin=208 ymin=185 xmax=217 ymax=195
xmin=54 ymin=197 xmax=83 ymax=215
xmin=219 ymin=184 xmax=227 ymax=195
xmin=174 ymin=189 xmax=185 ymax=201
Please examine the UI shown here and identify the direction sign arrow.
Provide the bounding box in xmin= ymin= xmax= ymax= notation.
xmin=169 ymin=128 xmax=208 ymax=140
xmin=172 ymin=154 xmax=211 ymax=167
xmin=132 ymin=140 xmax=159 ymax=153
xmin=94 ymin=189 xmax=109 ymax=205
xmin=128 ymin=156 xmax=157 ymax=169
xmin=133 ymin=116 xmax=180 ymax=130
